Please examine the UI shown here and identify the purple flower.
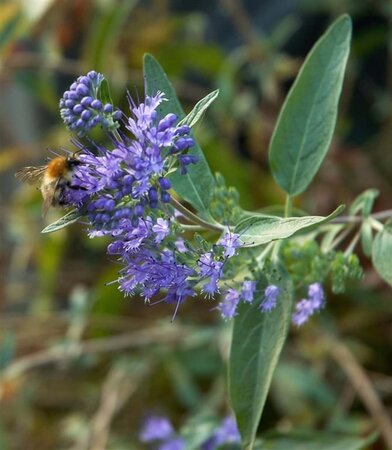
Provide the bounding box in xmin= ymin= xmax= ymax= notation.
xmin=140 ymin=416 xmax=174 ymax=442
xmin=175 ymin=238 xmax=187 ymax=253
xmin=218 ymin=289 xmax=241 ymax=319
xmin=292 ymin=282 xmax=325 ymax=326
xmin=158 ymin=438 xmax=185 ymax=450
xmin=202 ymin=417 xmax=241 ymax=450
xmin=241 ymin=280 xmax=256 ymax=303
xmin=152 ymin=218 xmax=170 ymax=243
xmin=308 ymin=282 xmax=325 ymax=309
xmin=260 ymin=285 xmax=280 ymax=312
xmin=198 ymin=253 xmax=224 ymax=296
xmin=292 ymin=299 xmax=314 ymax=326
xmin=218 ymin=232 xmax=241 ymax=258
xmin=139 ymin=414 xmax=184 ymax=450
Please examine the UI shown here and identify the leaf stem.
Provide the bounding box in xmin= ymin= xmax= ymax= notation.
xmin=344 ymin=231 xmax=360 ymax=257
xmin=170 ymin=197 xmax=225 ymax=232
xmin=284 ymin=195 xmax=292 ymax=218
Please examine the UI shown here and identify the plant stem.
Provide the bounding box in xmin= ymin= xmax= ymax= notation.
xmin=170 ymin=197 xmax=225 ymax=232
xmin=284 ymin=195 xmax=292 ymax=218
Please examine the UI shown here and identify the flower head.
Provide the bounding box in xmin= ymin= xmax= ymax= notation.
xmin=308 ymin=282 xmax=325 ymax=309
xmin=218 ymin=232 xmax=241 ymax=258
xmin=260 ymin=285 xmax=280 ymax=312
xmin=59 ymin=71 xmax=121 ymax=135
xmin=292 ymin=282 xmax=325 ymax=326
xmin=140 ymin=416 xmax=174 ymax=442
xmin=241 ymin=280 xmax=256 ymax=303
xmin=218 ymin=288 xmax=241 ymax=319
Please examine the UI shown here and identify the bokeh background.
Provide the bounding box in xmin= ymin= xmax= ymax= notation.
xmin=0 ymin=1 xmax=391 ymax=449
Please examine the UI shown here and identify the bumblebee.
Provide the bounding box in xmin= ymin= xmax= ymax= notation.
xmin=15 ymin=155 xmax=80 ymax=217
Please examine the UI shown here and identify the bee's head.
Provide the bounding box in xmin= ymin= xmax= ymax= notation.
xmin=66 ymin=157 xmax=82 ymax=168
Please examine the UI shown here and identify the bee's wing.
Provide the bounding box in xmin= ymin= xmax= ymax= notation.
xmin=15 ymin=166 xmax=46 ymax=185
xmin=41 ymin=179 xmax=59 ymax=218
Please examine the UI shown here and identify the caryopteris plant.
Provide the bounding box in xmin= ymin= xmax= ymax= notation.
xmin=21 ymin=14 xmax=390 ymax=450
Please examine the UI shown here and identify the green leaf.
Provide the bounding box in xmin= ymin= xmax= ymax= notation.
xmin=229 ymin=267 xmax=293 ymax=449
xmin=372 ymin=219 xmax=392 ymax=286
xmin=41 ymin=209 xmax=82 ymax=234
xmin=256 ymin=431 xmax=378 ymax=450
xmin=235 ymin=206 xmax=345 ymax=247
xmin=178 ymin=89 xmax=219 ymax=128
xmin=349 ymin=188 xmax=379 ymax=217
xmin=143 ymin=54 xmax=215 ymax=219
xmin=360 ymin=219 xmax=373 ymax=257
xmin=97 ymin=78 xmax=113 ymax=105
xmin=269 ymin=15 xmax=352 ymax=196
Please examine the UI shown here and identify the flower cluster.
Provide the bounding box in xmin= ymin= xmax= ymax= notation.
xmin=292 ymin=282 xmax=325 ymax=326
xmin=57 ymin=72 xmax=327 ymax=325
xmin=66 ymin=91 xmax=195 ymax=224
xmin=218 ymin=282 xmax=280 ymax=320
xmin=58 ymin=75 xmax=249 ymax=317
xmin=139 ymin=415 xmax=240 ymax=450
xmin=59 ymin=71 xmax=122 ymax=136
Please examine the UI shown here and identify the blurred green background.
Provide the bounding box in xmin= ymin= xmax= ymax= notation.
xmin=0 ymin=0 xmax=391 ymax=449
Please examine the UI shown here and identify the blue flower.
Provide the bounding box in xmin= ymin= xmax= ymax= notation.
xmin=308 ymin=282 xmax=325 ymax=309
xmin=59 ymin=71 xmax=121 ymax=136
xmin=260 ymin=285 xmax=280 ymax=312
xmin=292 ymin=282 xmax=325 ymax=326
xmin=218 ymin=288 xmax=241 ymax=319
xmin=241 ymin=280 xmax=256 ymax=303
xmin=292 ymin=298 xmax=314 ymax=326
xmin=152 ymin=218 xmax=170 ymax=243
xmin=140 ymin=416 xmax=174 ymax=442
xmin=202 ymin=417 xmax=241 ymax=450
xmin=218 ymin=232 xmax=241 ymax=258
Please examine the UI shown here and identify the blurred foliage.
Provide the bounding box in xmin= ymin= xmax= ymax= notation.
xmin=0 ymin=0 xmax=391 ymax=449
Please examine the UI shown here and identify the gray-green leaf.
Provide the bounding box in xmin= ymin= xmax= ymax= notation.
xmin=229 ymin=267 xmax=293 ymax=449
xmin=235 ymin=206 xmax=345 ymax=246
xmin=269 ymin=15 xmax=352 ymax=196
xmin=178 ymin=89 xmax=219 ymax=128
xmin=349 ymin=188 xmax=379 ymax=217
xmin=41 ymin=209 xmax=82 ymax=233
xmin=143 ymin=54 xmax=215 ymax=219
xmin=372 ymin=219 xmax=392 ymax=286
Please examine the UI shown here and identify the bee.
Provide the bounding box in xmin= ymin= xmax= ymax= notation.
xmin=15 ymin=155 xmax=81 ymax=217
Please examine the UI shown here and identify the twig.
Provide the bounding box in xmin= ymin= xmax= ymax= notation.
xmin=328 ymin=337 xmax=392 ymax=449
xmin=0 ymin=324 xmax=213 ymax=381
xmin=70 ymin=363 xmax=145 ymax=450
